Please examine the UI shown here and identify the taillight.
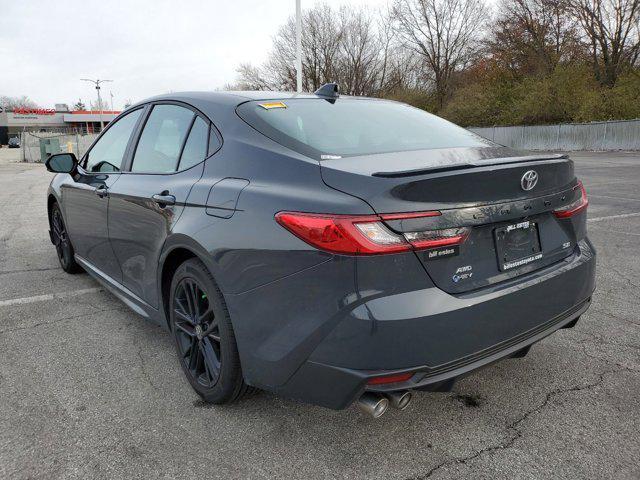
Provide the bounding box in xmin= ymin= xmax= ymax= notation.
xmin=275 ymin=212 xmax=409 ymax=255
xmin=275 ymin=211 xmax=469 ymax=255
xmin=404 ymin=227 xmax=469 ymax=249
xmin=554 ymin=181 xmax=588 ymax=218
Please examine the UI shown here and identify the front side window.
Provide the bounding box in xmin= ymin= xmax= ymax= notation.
xmin=84 ymin=108 xmax=142 ymax=172
xmin=131 ymin=104 xmax=194 ymax=173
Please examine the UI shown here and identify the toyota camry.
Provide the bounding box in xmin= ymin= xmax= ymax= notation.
xmin=45 ymin=84 xmax=595 ymax=417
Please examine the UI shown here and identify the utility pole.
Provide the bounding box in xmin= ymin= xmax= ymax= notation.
xmin=81 ymin=78 xmax=113 ymax=131
xmin=109 ymin=91 xmax=114 ymax=111
xmin=295 ymin=0 xmax=302 ymax=93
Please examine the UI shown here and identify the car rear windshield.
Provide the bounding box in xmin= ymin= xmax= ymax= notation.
xmin=236 ymin=98 xmax=492 ymax=159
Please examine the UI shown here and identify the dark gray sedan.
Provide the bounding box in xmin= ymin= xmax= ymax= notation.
xmin=44 ymin=85 xmax=595 ymax=417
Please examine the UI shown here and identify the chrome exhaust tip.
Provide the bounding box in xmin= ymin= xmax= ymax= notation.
xmin=357 ymin=392 xmax=389 ymax=418
xmin=384 ymin=390 xmax=412 ymax=410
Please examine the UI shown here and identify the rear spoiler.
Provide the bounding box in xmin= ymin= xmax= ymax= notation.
xmin=372 ymin=153 xmax=568 ymax=178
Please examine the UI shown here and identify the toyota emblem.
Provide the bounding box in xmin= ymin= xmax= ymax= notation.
xmin=521 ymin=170 xmax=538 ymax=191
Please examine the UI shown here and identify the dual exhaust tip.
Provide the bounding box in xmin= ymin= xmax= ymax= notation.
xmin=357 ymin=391 xmax=412 ymax=418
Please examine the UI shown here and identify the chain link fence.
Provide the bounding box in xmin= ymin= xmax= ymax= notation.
xmin=20 ymin=131 xmax=98 ymax=162
xmin=469 ymin=119 xmax=640 ymax=151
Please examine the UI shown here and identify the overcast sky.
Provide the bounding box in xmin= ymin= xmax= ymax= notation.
xmin=0 ymin=0 xmax=389 ymax=109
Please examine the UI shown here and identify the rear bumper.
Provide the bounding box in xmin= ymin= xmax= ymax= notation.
xmin=364 ymin=296 xmax=589 ymax=393
xmin=230 ymin=238 xmax=595 ymax=410
xmin=276 ymin=297 xmax=589 ymax=409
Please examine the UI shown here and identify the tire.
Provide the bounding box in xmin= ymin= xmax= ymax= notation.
xmin=50 ymin=203 xmax=83 ymax=274
xmin=169 ymin=258 xmax=252 ymax=404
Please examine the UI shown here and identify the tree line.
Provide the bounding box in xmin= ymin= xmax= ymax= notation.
xmin=0 ymin=96 xmax=132 ymax=112
xmin=230 ymin=0 xmax=640 ymax=127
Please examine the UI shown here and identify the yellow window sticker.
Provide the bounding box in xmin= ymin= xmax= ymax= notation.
xmin=259 ymin=102 xmax=287 ymax=110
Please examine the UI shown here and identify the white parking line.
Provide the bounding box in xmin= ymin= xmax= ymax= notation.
xmin=588 ymin=212 xmax=640 ymax=223
xmin=0 ymin=287 xmax=102 ymax=308
xmin=589 ymin=225 xmax=640 ymax=237
xmin=589 ymin=194 xmax=640 ymax=202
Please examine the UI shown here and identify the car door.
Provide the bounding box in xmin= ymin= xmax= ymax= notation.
xmin=62 ymin=107 xmax=143 ymax=281
xmin=107 ymin=102 xmax=212 ymax=308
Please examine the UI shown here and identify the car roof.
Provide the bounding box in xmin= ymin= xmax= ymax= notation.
xmin=223 ymin=91 xmax=324 ymax=100
xmin=137 ymin=90 xmax=381 ymax=106
xmin=126 ymin=90 xmax=390 ymax=135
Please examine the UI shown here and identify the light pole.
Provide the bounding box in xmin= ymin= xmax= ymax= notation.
xmin=295 ymin=0 xmax=302 ymax=93
xmin=81 ymin=78 xmax=113 ymax=131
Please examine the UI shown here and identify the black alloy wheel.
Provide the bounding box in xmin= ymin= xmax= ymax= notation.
xmin=173 ymin=278 xmax=222 ymax=387
xmin=50 ymin=203 xmax=82 ymax=274
xmin=169 ymin=258 xmax=253 ymax=403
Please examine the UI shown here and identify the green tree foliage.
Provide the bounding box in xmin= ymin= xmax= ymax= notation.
xmin=440 ymin=64 xmax=640 ymax=126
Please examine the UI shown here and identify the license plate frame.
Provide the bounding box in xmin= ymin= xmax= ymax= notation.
xmin=494 ymin=220 xmax=542 ymax=271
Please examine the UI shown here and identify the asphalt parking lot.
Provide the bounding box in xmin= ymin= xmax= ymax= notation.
xmin=0 ymin=148 xmax=638 ymax=479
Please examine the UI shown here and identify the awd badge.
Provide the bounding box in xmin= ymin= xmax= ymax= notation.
xmin=452 ymin=265 xmax=473 ymax=283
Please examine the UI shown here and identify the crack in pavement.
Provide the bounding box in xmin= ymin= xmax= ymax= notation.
xmin=574 ymin=328 xmax=640 ymax=352
xmin=577 ymin=341 xmax=640 ymax=371
xmin=607 ymin=265 xmax=640 ymax=291
xmin=572 ymin=330 xmax=640 ymax=372
xmin=411 ymin=366 xmax=633 ymax=479
xmin=589 ymin=307 xmax=640 ymax=328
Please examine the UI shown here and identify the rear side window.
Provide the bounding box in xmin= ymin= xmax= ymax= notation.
xmin=131 ymin=104 xmax=194 ymax=173
xmin=85 ymin=108 xmax=142 ymax=172
xmin=178 ymin=116 xmax=209 ymax=171
xmin=236 ymin=99 xmax=492 ymax=159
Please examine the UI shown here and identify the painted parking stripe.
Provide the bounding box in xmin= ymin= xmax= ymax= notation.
xmin=589 ymin=226 xmax=640 ymax=237
xmin=588 ymin=212 xmax=640 ymax=223
xmin=0 ymin=287 xmax=102 ymax=307
xmin=589 ymin=194 xmax=640 ymax=202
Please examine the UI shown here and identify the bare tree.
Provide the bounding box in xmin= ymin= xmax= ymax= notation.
xmin=570 ymin=0 xmax=640 ymax=86
xmin=229 ymin=63 xmax=273 ymax=91
xmin=89 ymin=99 xmax=106 ymax=111
xmin=488 ymin=0 xmax=584 ymax=74
xmin=231 ymin=4 xmax=418 ymax=96
xmin=0 ymin=95 xmax=39 ymax=110
xmin=338 ymin=8 xmax=383 ymax=95
xmin=263 ymin=5 xmax=344 ymax=92
xmin=392 ymin=0 xmax=489 ymax=108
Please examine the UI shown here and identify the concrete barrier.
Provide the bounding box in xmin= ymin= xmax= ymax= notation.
xmin=469 ymin=119 xmax=640 ymax=151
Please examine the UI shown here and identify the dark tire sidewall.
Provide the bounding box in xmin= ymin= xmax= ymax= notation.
xmin=51 ymin=203 xmax=76 ymax=273
xmin=169 ymin=258 xmax=241 ymax=403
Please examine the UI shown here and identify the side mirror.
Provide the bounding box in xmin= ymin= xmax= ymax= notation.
xmin=45 ymin=153 xmax=78 ymax=174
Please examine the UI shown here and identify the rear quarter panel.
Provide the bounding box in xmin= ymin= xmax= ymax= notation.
xmin=171 ymin=124 xmax=374 ymax=296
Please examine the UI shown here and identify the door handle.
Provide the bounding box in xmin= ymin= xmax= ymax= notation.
xmin=152 ymin=193 xmax=176 ymax=206
xmin=95 ymin=184 xmax=108 ymax=198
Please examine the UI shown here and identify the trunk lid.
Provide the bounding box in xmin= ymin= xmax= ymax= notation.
xmin=320 ymin=146 xmax=582 ymax=293
xmin=320 ymin=146 xmax=573 ymax=211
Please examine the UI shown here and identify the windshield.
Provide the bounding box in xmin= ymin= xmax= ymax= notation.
xmin=236 ymin=98 xmax=493 ymax=159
